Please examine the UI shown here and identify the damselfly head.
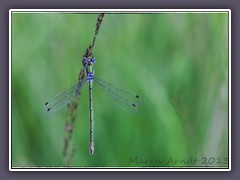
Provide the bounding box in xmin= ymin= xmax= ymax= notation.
xmin=82 ymin=57 xmax=96 ymax=66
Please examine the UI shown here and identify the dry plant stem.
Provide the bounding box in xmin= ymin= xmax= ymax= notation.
xmin=83 ymin=13 xmax=105 ymax=59
xmin=66 ymin=144 xmax=76 ymax=167
xmin=63 ymin=69 xmax=85 ymax=165
xmin=63 ymin=13 xmax=105 ymax=166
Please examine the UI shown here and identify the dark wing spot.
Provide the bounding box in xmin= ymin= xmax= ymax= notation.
xmin=132 ymin=103 xmax=136 ymax=108
xmin=45 ymin=102 xmax=48 ymax=105
xmin=47 ymin=108 xmax=51 ymax=112
xmin=136 ymin=95 xmax=140 ymax=99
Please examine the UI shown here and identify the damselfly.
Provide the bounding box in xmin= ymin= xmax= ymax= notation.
xmin=44 ymin=56 xmax=141 ymax=155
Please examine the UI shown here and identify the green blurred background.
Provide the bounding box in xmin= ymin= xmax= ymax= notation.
xmin=11 ymin=12 xmax=229 ymax=168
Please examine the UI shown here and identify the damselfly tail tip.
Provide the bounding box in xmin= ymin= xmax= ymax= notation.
xmin=90 ymin=143 xmax=94 ymax=155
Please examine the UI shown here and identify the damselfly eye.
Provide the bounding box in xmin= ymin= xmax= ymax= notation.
xmin=82 ymin=58 xmax=87 ymax=63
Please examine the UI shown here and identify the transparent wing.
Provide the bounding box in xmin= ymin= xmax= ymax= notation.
xmin=93 ymin=76 xmax=141 ymax=113
xmin=44 ymin=79 xmax=86 ymax=114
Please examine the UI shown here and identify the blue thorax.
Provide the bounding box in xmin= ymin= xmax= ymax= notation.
xmin=82 ymin=57 xmax=96 ymax=81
